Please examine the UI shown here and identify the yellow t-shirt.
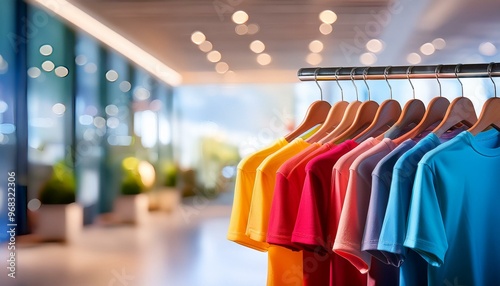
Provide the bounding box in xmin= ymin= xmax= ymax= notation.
xmin=248 ymin=138 xmax=311 ymax=286
xmin=227 ymin=137 xmax=288 ymax=251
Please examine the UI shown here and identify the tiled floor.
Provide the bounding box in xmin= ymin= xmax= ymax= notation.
xmin=0 ymin=193 xmax=267 ymax=286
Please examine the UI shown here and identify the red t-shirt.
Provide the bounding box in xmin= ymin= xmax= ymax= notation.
xmin=292 ymin=140 xmax=366 ymax=286
xmin=267 ymin=143 xmax=335 ymax=286
xmin=267 ymin=143 xmax=333 ymax=249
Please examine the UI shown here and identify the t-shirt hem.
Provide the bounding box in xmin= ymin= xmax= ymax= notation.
xmin=227 ymin=232 xmax=269 ymax=252
xmin=333 ymin=241 xmax=370 ymax=273
xmin=245 ymin=229 xmax=267 ymax=243
xmin=403 ymin=237 xmax=444 ymax=267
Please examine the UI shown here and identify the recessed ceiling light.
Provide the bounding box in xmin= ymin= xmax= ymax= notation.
xmin=319 ymin=10 xmax=337 ymax=24
xmin=27 ymin=67 xmax=41 ymax=78
xmin=52 ymin=103 xmax=66 ymax=115
xmin=319 ymin=23 xmax=333 ymax=35
xmin=106 ymin=70 xmax=119 ymax=82
xmin=366 ymin=39 xmax=384 ymax=53
xmin=420 ymin=43 xmax=435 ymax=56
xmin=432 ymin=38 xmax=446 ymax=50
xmin=247 ymin=23 xmax=259 ymax=35
xmin=40 ymin=44 xmax=53 ymax=56
xmin=479 ymin=42 xmax=497 ymax=56
xmin=119 ymin=81 xmax=132 ymax=92
xmin=75 ymin=55 xmax=87 ymax=66
xmin=207 ymin=50 xmax=222 ymax=62
xmin=407 ymin=53 xmax=421 ymax=65
xmin=191 ymin=31 xmax=206 ymax=45
xmin=42 ymin=60 xmax=55 ymax=72
xmin=199 ymin=41 xmax=213 ymax=52
xmin=359 ymin=52 xmax=377 ymax=65
xmin=309 ymin=40 xmax=324 ymax=53
xmin=232 ymin=11 xmax=249 ymax=24
xmin=55 ymin=66 xmax=69 ymax=78
xmin=215 ymin=62 xmax=229 ymax=74
xmin=235 ymin=24 xmax=248 ymax=35
xmin=257 ymin=53 xmax=272 ymax=66
xmin=250 ymin=40 xmax=265 ymax=53
xmin=306 ymin=53 xmax=323 ymax=65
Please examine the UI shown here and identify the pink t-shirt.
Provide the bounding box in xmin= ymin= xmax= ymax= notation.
xmin=334 ymin=139 xmax=396 ymax=273
xmin=291 ymin=140 xmax=367 ymax=286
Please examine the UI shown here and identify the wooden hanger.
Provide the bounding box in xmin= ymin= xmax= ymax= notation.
xmin=381 ymin=66 xmax=426 ymax=141
xmin=307 ymin=68 xmax=353 ymax=143
xmin=468 ymin=63 xmax=500 ymax=135
xmin=353 ymin=66 xmax=402 ymax=143
xmin=285 ymin=68 xmax=331 ymax=142
xmin=327 ymin=67 xmax=379 ymax=144
xmin=391 ymin=65 xmax=451 ymax=145
xmin=432 ymin=64 xmax=477 ymax=138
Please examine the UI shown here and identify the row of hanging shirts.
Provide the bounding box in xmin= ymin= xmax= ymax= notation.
xmin=228 ymin=63 xmax=500 ymax=286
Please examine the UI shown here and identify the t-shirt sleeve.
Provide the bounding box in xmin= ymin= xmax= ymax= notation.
xmin=267 ymin=172 xmax=299 ymax=250
xmin=291 ymin=169 xmax=329 ymax=253
xmin=333 ymin=168 xmax=372 ymax=273
xmin=246 ymin=170 xmax=272 ymax=242
xmin=228 ymin=167 xmax=269 ymax=251
xmin=403 ymin=163 xmax=448 ymax=267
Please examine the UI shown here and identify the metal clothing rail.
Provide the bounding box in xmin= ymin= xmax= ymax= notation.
xmin=297 ymin=63 xmax=500 ymax=81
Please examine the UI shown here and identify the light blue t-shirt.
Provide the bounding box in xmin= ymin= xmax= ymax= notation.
xmin=377 ymin=128 xmax=466 ymax=286
xmin=404 ymin=129 xmax=500 ymax=286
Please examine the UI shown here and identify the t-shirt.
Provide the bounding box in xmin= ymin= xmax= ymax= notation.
xmin=292 ymin=140 xmax=359 ymax=251
xmin=334 ymin=139 xmax=396 ymax=271
xmin=361 ymin=139 xmax=416 ymax=263
xmin=268 ymin=143 xmax=337 ymax=286
xmin=404 ymin=129 xmax=500 ymax=286
xmin=267 ymin=142 xmax=325 ymax=249
xmin=228 ymin=137 xmax=288 ymax=251
xmin=334 ymin=138 xmax=399 ymax=286
xmin=292 ymin=140 xmax=364 ymax=286
xmin=377 ymin=128 xmax=465 ymax=286
xmin=247 ymin=137 xmax=310 ymax=286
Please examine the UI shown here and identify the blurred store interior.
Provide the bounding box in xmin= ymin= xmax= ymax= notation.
xmin=0 ymin=0 xmax=500 ymax=285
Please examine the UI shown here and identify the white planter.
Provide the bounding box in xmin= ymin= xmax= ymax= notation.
xmin=157 ymin=187 xmax=181 ymax=212
xmin=34 ymin=203 xmax=83 ymax=243
xmin=114 ymin=194 xmax=149 ymax=225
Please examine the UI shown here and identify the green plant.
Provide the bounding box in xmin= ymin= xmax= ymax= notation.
xmin=163 ymin=162 xmax=178 ymax=187
xmin=120 ymin=157 xmax=146 ymax=195
xmin=39 ymin=161 xmax=76 ymax=205
xmin=121 ymin=175 xmax=144 ymax=195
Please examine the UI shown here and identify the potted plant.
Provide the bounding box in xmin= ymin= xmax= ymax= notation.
xmin=113 ymin=157 xmax=152 ymax=224
xmin=155 ymin=161 xmax=181 ymax=212
xmin=34 ymin=161 xmax=83 ymax=242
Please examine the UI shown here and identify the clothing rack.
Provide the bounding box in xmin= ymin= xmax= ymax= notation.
xmin=297 ymin=63 xmax=500 ymax=81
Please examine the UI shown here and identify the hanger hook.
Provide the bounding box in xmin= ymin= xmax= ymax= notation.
xmin=487 ymin=62 xmax=497 ymax=98
xmin=350 ymin=68 xmax=359 ymax=101
xmin=435 ymin=64 xmax=442 ymax=97
xmin=455 ymin=64 xmax=464 ymax=97
xmin=314 ymin=68 xmax=323 ymax=101
xmin=407 ymin=66 xmax=415 ymax=99
xmin=334 ymin=67 xmax=344 ymax=101
xmin=363 ymin=67 xmax=371 ymax=100
xmin=384 ymin=66 xmax=393 ymax=99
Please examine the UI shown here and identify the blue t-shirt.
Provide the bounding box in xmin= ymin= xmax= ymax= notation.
xmin=377 ymin=128 xmax=466 ymax=286
xmin=361 ymin=139 xmax=416 ymax=264
xmin=404 ymin=129 xmax=500 ymax=286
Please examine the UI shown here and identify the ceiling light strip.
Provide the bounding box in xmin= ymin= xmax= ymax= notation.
xmin=28 ymin=0 xmax=182 ymax=86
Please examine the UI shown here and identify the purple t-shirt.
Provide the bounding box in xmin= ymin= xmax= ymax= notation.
xmin=361 ymin=139 xmax=416 ymax=264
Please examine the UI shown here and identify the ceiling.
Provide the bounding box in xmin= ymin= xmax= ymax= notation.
xmin=56 ymin=0 xmax=500 ymax=84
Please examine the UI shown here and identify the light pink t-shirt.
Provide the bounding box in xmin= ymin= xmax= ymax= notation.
xmin=333 ymin=138 xmax=396 ymax=273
